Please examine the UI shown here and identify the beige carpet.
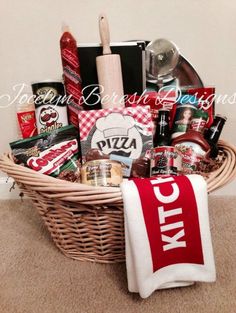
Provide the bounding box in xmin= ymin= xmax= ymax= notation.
xmin=0 ymin=197 xmax=235 ymax=313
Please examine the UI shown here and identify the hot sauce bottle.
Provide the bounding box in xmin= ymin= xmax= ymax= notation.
xmin=153 ymin=109 xmax=171 ymax=147
xmin=151 ymin=109 xmax=183 ymax=177
xmin=172 ymin=110 xmax=210 ymax=173
xmin=204 ymin=114 xmax=227 ymax=158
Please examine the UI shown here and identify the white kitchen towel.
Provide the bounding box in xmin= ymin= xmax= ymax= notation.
xmin=120 ymin=174 xmax=216 ymax=298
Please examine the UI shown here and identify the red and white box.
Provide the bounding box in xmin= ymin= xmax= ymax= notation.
xmin=78 ymin=106 xmax=154 ymax=162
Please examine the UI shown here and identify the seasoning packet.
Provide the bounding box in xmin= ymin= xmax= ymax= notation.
xmin=10 ymin=125 xmax=81 ymax=181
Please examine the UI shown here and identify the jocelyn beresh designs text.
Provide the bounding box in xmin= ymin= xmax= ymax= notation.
xmin=1 ymin=83 xmax=236 ymax=109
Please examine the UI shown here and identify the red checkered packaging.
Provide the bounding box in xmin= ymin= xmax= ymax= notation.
xmin=126 ymin=90 xmax=177 ymax=128
xmin=78 ymin=106 xmax=154 ymax=176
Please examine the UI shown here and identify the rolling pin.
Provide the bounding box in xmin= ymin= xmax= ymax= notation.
xmin=96 ymin=14 xmax=125 ymax=109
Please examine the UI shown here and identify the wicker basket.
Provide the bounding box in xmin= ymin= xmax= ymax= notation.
xmin=1 ymin=139 xmax=236 ymax=263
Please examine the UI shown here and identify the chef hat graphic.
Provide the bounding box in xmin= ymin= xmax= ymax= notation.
xmin=96 ymin=113 xmax=134 ymax=138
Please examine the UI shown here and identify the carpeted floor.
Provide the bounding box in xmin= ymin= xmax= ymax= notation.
xmin=0 ymin=197 xmax=235 ymax=313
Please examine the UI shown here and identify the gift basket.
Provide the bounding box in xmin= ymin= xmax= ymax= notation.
xmin=1 ymin=14 xmax=236 ymax=265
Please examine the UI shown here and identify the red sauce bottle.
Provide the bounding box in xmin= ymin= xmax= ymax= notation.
xmin=172 ymin=110 xmax=210 ymax=173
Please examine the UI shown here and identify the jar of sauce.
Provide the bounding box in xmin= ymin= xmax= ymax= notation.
xmin=172 ymin=110 xmax=210 ymax=173
xmin=81 ymin=159 xmax=123 ymax=187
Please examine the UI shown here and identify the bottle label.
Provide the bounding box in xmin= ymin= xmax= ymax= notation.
xmin=172 ymin=105 xmax=197 ymax=136
xmin=190 ymin=118 xmax=207 ymax=132
xmin=209 ymin=126 xmax=219 ymax=134
xmin=158 ymin=120 xmax=168 ymax=127
xmin=151 ymin=146 xmax=182 ymax=176
xmin=174 ymin=141 xmax=206 ymax=173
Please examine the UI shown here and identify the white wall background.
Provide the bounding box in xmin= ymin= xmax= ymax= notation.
xmin=0 ymin=0 xmax=236 ymax=195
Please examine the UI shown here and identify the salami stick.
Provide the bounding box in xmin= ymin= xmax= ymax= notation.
xmin=60 ymin=25 xmax=83 ymax=127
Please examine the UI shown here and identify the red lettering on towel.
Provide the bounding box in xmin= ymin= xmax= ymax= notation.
xmin=132 ymin=176 xmax=204 ymax=272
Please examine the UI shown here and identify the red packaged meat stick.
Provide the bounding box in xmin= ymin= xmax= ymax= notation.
xmin=60 ymin=25 xmax=83 ymax=127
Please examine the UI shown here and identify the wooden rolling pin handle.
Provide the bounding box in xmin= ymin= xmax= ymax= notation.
xmin=96 ymin=55 xmax=125 ymax=109
xmin=99 ymin=13 xmax=112 ymax=55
